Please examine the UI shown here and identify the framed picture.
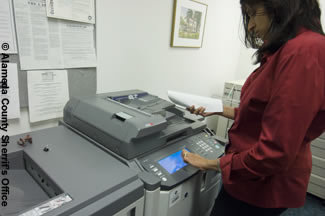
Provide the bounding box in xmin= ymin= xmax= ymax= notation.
xmin=171 ymin=0 xmax=208 ymax=48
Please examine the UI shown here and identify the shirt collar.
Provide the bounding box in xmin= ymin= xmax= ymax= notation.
xmin=297 ymin=27 xmax=308 ymax=35
xmin=260 ymin=27 xmax=308 ymax=64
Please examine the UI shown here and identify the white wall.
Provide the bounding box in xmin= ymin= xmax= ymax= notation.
xmin=96 ymin=0 xmax=242 ymax=99
xmin=321 ymin=0 xmax=325 ymax=28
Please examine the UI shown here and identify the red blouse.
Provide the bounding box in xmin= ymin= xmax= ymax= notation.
xmin=220 ymin=29 xmax=325 ymax=208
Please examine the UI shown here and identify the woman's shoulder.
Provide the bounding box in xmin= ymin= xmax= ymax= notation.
xmin=283 ymin=29 xmax=325 ymax=56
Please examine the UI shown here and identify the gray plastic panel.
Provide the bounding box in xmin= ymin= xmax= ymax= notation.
xmin=312 ymin=138 xmax=325 ymax=149
xmin=312 ymin=165 xmax=325 ymax=178
xmin=320 ymin=132 xmax=325 ymax=140
xmin=6 ymin=126 xmax=143 ymax=216
xmin=312 ymin=155 xmax=325 ymax=168
xmin=0 ymin=170 xmax=49 ymax=216
xmin=311 ymin=145 xmax=325 ymax=159
xmin=309 ymin=174 xmax=325 ymax=197
xmin=137 ymin=172 xmax=161 ymax=191
xmin=308 ymin=180 xmax=325 ymax=199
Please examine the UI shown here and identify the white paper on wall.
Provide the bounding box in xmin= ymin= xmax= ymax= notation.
xmin=14 ymin=0 xmax=96 ymax=70
xmin=0 ymin=63 xmax=20 ymax=119
xmin=0 ymin=0 xmax=18 ymax=53
xmin=61 ymin=22 xmax=97 ymax=68
xmin=46 ymin=0 xmax=95 ymax=24
xmin=27 ymin=70 xmax=69 ymax=123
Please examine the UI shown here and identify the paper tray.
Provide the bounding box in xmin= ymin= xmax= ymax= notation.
xmin=0 ymin=170 xmax=49 ymax=216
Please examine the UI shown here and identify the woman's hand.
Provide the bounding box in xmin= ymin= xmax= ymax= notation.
xmin=187 ymin=105 xmax=218 ymax=117
xmin=182 ymin=149 xmax=220 ymax=171
xmin=187 ymin=105 xmax=235 ymax=120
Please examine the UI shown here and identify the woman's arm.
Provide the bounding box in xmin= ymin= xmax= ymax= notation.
xmin=221 ymin=106 xmax=235 ymax=120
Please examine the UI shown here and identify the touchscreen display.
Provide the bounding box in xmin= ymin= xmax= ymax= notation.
xmin=158 ymin=149 xmax=188 ymax=174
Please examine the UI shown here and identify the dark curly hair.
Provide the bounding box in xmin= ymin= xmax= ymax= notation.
xmin=240 ymin=0 xmax=324 ymax=63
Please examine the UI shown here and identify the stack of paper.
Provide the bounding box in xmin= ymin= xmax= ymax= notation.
xmin=167 ymin=91 xmax=223 ymax=113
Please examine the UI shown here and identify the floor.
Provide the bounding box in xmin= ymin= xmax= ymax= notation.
xmin=281 ymin=193 xmax=325 ymax=216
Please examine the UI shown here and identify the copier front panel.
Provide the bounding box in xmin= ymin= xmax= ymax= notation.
xmin=139 ymin=131 xmax=224 ymax=190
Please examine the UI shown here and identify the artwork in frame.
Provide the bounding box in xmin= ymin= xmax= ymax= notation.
xmin=171 ymin=0 xmax=208 ymax=48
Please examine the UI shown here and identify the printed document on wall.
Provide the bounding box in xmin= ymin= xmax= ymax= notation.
xmin=13 ymin=0 xmax=96 ymax=70
xmin=0 ymin=63 xmax=20 ymax=119
xmin=61 ymin=21 xmax=97 ymax=68
xmin=27 ymin=70 xmax=69 ymax=123
xmin=46 ymin=0 xmax=95 ymax=24
xmin=0 ymin=0 xmax=17 ymax=53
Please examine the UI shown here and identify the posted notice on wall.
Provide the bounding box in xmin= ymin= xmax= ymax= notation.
xmin=14 ymin=0 xmax=96 ymax=70
xmin=27 ymin=70 xmax=69 ymax=123
xmin=46 ymin=0 xmax=95 ymax=24
xmin=0 ymin=63 xmax=20 ymax=119
xmin=0 ymin=0 xmax=17 ymax=53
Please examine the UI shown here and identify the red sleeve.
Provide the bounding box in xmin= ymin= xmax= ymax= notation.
xmin=220 ymin=53 xmax=324 ymax=184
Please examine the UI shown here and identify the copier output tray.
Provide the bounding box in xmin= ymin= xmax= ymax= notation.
xmin=1 ymin=151 xmax=63 ymax=216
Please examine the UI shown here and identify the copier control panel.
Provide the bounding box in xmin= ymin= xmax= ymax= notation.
xmin=139 ymin=131 xmax=224 ymax=190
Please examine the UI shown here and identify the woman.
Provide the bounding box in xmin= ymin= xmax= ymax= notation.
xmin=182 ymin=0 xmax=325 ymax=215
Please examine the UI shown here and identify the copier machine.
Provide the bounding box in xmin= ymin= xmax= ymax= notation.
xmin=62 ymin=89 xmax=225 ymax=216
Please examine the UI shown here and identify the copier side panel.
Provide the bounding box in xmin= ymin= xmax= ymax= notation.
xmin=4 ymin=126 xmax=144 ymax=216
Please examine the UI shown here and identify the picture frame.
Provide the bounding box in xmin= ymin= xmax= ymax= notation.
xmin=171 ymin=0 xmax=208 ymax=48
